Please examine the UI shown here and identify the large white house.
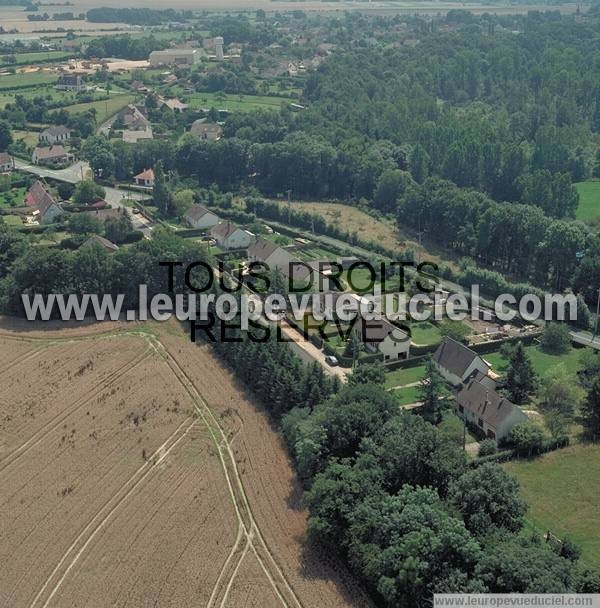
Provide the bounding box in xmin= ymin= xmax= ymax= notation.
xmin=432 ymin=336 xmax=491 ymax=386
xmin=210 ymin=222 xmax=254 ymax=250
xmin=184 ymin=205 xmax=220 ymax=230
xmin=39 ymin=126 xmax=71 ymax=145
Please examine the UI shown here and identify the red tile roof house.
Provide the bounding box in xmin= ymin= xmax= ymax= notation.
xmin=32 ymin=192 xmax=63 ymax=224
xmin=133 ymin=168 xmax=155 ymax=187
xmin=25 ymin=180 xmax=56 ymax=209
xmin=31 ymin=145 xmax=72 ymax=166
xmin=0 ymin=152 xmax=14 ymax=172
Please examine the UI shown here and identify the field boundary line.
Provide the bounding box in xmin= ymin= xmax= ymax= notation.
xmin=153 ymin=337 xmax=304 ymax=608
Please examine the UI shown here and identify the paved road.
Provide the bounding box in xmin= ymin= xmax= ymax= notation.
xmin=279 ymin=319 xmax=349 ymax=381
xmin=570 ymin=331 xmax=600 ymax=350
xmin=14 ymin=159 xmax=154 ymax=237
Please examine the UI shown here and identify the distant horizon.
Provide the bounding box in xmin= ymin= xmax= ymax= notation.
xmin=0 ymin=0 xmax=589 ymax=15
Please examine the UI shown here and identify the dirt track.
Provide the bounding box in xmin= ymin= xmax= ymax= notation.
xmin=0 ymin=318 xmax=371 ymax=608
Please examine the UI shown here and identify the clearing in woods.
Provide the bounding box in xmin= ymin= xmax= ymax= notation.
xmin=0 ymin=317 xmax=370 ymax=608
xmin=274 ymin=200 xmax=458 ymax=270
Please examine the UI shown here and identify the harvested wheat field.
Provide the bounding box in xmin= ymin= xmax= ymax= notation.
xmin=0 ymin=318 xmax=371 ymax=608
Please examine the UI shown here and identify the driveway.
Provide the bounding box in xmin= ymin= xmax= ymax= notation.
xmin=279 ymin=318 xmax=349 ymax=381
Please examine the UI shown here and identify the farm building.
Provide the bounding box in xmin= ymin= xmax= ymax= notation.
xmin=149 ymin=49 xmax=200 ymax=67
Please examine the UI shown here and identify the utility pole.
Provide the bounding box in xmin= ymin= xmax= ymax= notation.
xmin=286 ymin=188 xmax=292 ymax=224
xmin=594 ymin=287 xmax=600 ymax=339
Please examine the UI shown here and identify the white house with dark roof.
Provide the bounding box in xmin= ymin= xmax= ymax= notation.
xmin=39 ymin=126 xmax=72 ymax=145
xmin=210 ymin=222 xmax=254 ymax=250
xmin=432 ymin=336 xmax=490 ymax=386
xmin=0 ymin=152 xmax=14 ymax=172
xmin=247 ymin=238 xmax=312 ymax=288
xmin=184 ymin=204 xmax=220 ymax=230
xmin=353 ymin=316 xmax=411 ymax=361
xmin=56 ymin=73 xmax=85 ymax=91
xmin=457 ymin=371 xmax=527 ymax=440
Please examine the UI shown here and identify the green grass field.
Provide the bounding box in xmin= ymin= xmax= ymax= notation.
xmin=1 ymin=214 xmax=23 ymax=226
xmin=484 ymin=344 xmax=585 ymax=379
xmin=184 ymin=91 xmax=294 ymax=113
xmin=63 ymin=94 xmax=135 ymax=123
xmin=384 ymin=365 xmax=426 ymax=389
xmin=505 ymin=443 xmax=600 ymax=568
xmin=410 ymin=321 xmax=442 ymax=346
xmin=391 ymin=384 xmax=422 ymax=406
xmin=13 ymin=130 xmax=40 ymax=148
xmin=0 ymin=51 xmax=72 ymax=68
xmin=575 ymin=181 xmax=600 ymax=223
xmin=0 ymin=71 xmax=56 ymax=91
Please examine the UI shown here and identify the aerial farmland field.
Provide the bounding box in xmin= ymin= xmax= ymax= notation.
xmin=0 ymin=319 xmax=369 ymax=608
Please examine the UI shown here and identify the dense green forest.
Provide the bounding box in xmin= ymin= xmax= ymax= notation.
xmin=77 ymin=11 xmax=600 ymax=303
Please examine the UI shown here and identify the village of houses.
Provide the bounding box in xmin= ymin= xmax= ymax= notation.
xmin=0 ymin=20 xmax=570 ymax=456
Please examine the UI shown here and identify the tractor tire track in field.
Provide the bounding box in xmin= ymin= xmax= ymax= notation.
xmin=0 ymin=347 xmax=152 ymax=474
xmin=152 ymin=337 xmax=304 ymax=608
xmin=0 ymin=346 xmax=42 ymax=378
xmin=29 ymin=417 xmax=196 ymax=608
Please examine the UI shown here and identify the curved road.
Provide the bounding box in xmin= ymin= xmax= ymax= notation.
xmin=14 ymin=159 xmax=155 ymax=237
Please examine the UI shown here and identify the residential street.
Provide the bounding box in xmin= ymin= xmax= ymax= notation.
xmin=14 ymin=159 xmax=155 ymax=237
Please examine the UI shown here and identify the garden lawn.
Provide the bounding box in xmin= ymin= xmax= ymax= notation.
xmin=0 ymin=71 xmax=56 ymax=90
xmin=484 ymin=344 xmax=586 ymax=379
xmin=391 ymin=385 xmax=422 ymax=406
xmin=410 ymin=321 xmax=442 ymax=346
xmin=184 ymin=92 xmax=293 ymax=112
xmin=575 ymin=181 xmax=600 ymax=223
xmin=385 ymin=365 xmax=426 ymax=389
xmin=0 ymin=51 xmax=72 ymax=67
xmin=63 ymin=94 xmax=135 ymax=123
xmin=2 ymin=215 xmax=23 ymax=226
xmin=505 ymin=443 xmax=600 ymax=569
xmin=13 ymin=130 xmax=40 ymax=148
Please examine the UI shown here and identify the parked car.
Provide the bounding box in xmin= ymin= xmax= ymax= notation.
xmin=324 ymin=355 xmax=339 ymax=367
